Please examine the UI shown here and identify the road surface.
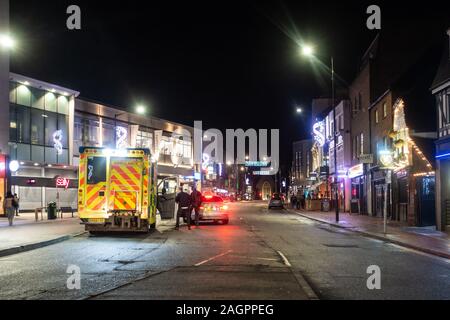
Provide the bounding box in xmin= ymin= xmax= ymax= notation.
xmin=0 ymin=201 xmax=449 ymax=300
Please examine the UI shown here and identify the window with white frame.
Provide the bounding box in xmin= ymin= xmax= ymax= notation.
xmin=360 ymin=133 xmax=364 ymax=155
xmin=136 ymin=130 xmax=153 ymax=151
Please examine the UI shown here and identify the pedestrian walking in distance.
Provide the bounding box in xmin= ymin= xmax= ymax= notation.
xmin=175 ymin=186 xmax=192 ymax=230
xmin=4 ymin=192 xmax=16 ymax=226
xmin=13 ymin=193 xmax=20 ymax=217
xmin=190 ymin=185 xmax=202 ymax=227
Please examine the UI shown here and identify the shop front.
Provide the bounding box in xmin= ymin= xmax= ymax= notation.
xmin=349 ymin=164 xmax=366 ymax=214
xmin=371 ymin=169 xmax=391 ymax=219
xmin=10 ymin=167 xmax=78 ymax=212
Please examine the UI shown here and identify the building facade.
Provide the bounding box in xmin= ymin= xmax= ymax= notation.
xmin=349 ymin=46 xmax=373 ymax=215
xmin=327 ymin=100 xmax=352 ymax=212
xmin=4 ymin=74 xmax=198 ymax=212
xmin=291 ymin=139 xmax=313 ymax=195
xmin=8 ymin=73 xmax=79 ymax=211
xmin=432 ymin=28 xmax=450 ymax=231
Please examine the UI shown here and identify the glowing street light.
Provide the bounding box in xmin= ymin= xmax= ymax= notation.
xmin=136 ymin=105 xmax=146 ymax=115
xmin=0 ymin=34 xmax=14 ymax=49
xmin=301 ymin=45 xmax=314 ymax=57
xmin=296 ymin=107 xmax=303 ymax=114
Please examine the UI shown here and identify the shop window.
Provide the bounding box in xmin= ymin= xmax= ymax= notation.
xmin=16 ymin=105 xmax=31 ymax=144
xmin=9 ymin=104 xmax=17 ymax=142
xmin=58 ymin=149 xmax=69 ymax=164
xmin=136 ymin=130 xmax=153 ymax=150
xmin=17 ymin=84 xmax=31 ymax=107
xmin=45 ymin=147 xmax=57 ymax=164
xmin=31 ymin=108 xmax=45 ymax=145
xmin=44 ymin=112 xmax=58 ymax=147
xmin=58 ymin=114 xmax=69 ymax=147
xmin=102 ymin=119 xmax=115 ymax=148
xmin=18 ymin=187 xmax=42 ymax=211
xmin=45 ymin=92 xmax=57 ymax=113
xmin=57 ymin=96 xmax=69 ymax=115
xmin=9 ymin=144 xmax=17 ymax=160
xmin=16 ymin=144 xmax=31 ymax=161
xmin=31 ymin=145 xmax=45 ymax=163
xmin=9 ymin=82 xmax=16 ymax=103
xmin=31 ymin=88 xmax=45 ymax=110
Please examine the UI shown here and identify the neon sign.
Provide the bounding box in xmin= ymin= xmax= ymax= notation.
xmin=313 ymin=121 xmax=325 ymax=147
xmin=56 ymin=177 xmax=70 ymax=189
xmin=348 ymin=164 xmax=364 ymax=178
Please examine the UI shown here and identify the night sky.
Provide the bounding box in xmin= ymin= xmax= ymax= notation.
xmin=9 ymin=0 xmax=450 ymax=168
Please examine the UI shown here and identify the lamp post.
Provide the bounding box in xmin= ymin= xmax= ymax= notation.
xmin=301 ymin=45 xmax=339 ymax=222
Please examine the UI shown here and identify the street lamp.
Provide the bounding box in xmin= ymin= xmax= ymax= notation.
xmin=136 ymin=105 xmax=146 ymax=115
xmin=300 ymin=44 xmax=339 ymax=223
xmin=301 ymin=45 xmax=314 ymax=57
xmin=0 ymin=34 xmax=14 ymax=49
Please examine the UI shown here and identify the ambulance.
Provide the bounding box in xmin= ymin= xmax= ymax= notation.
xmin=77 ymin=147 xmax=157 ymax=233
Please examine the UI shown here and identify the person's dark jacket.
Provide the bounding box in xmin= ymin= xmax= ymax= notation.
xmin=190 ymin=190 xmax=202 ymax=208
xmin=175 ymin=191 xmax=192 ymax=208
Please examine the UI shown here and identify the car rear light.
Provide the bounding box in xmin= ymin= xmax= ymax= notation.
xmin=200 ymin=206 xmax=204 ymax=210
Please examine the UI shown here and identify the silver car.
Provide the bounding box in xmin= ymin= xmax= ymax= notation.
xmin=268 ymin=193 xmax=284 ymax=209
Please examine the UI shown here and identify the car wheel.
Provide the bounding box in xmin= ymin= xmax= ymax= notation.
xmin=150 ymin=223 xmax=156 ymax=229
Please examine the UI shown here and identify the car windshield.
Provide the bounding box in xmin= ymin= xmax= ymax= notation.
xmin=202 ymin=196 xmax=223 ymax=203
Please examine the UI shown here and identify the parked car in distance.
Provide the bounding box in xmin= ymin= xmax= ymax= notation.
xmin=268 ymin=193 xmax=284 ymax=210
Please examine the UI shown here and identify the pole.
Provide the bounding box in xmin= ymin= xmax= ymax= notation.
xmin=332 ymin=56 xmax=339 ymax=223
xmin=114 ymin=114 xmax=117 ymax=148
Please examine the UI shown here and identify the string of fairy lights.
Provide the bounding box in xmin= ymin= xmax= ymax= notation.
xmin=408 ymin=138 xmax=435 ymax=177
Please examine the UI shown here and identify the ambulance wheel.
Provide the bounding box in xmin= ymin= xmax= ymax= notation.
xmin=150 ymin=223 xmax=156 ymax=230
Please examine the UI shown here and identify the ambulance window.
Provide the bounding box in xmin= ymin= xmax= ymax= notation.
xmin=87 ymin=156 xmax=107 ymax=184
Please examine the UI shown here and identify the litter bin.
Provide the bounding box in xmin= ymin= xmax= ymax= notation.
xmin=47 ymin=202 xmax=57 ymax=220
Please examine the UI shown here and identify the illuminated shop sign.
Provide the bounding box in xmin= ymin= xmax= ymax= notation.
xmin=348 ymin=164 xmax=364 ymax=178
xmin=0 ymin=155 xmax=6 ymax=178
xmin=313 ymin=121 xmax=326 ymax=147
xmin=56 ymin=177 xmax=70 ymax=189
xmin=245 ymin=161 xmax=270 ymax=167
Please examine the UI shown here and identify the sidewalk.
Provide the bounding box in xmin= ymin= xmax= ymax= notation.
xmin=0 ymin=213 xmax=85 ymax=257
xmin=288 ymin=208 xmax=450 ymax=260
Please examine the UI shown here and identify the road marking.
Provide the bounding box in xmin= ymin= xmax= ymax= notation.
xmin=228 ymin=254 xmax=278 ymax=261
xmin=194 ymin=250 xmax=233 ymax=267
xmin=277 ymin=250 xmax=292 ymax=267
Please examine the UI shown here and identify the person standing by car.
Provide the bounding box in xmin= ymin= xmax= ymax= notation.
xmin=175 ymin=186 xmax=192 ymax=230
xmin=190 ymin=185 xmax=202 ymax=227
xmin=291 ymin=194 xmax=297 ymax=209
xmin=13 ymin=193 xmax=20 ymax=216
xmin=4 ymin=192 xmax=15 ymax=226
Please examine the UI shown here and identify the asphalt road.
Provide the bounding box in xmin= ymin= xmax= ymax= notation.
xmin=0 ymin=201 xmax=449 ymax=300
